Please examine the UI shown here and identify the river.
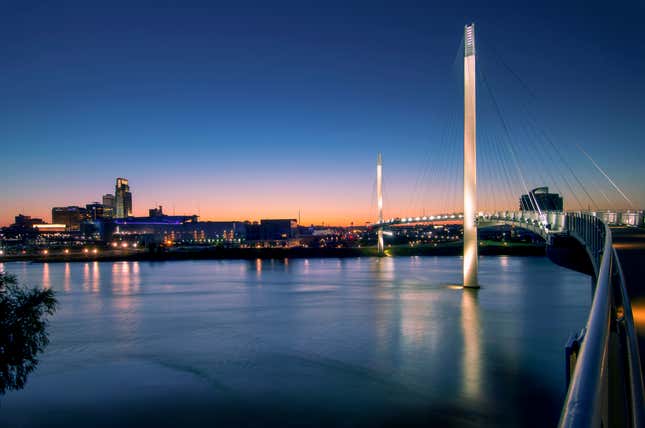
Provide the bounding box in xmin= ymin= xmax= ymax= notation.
xmin=0 ymin=256 xmax=590 ymax=427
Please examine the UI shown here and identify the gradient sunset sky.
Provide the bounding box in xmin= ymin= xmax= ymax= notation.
xmin=2 ymin=1 xmax=644 ymax=226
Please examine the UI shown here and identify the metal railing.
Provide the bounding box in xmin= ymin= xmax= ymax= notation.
xmin=559 ymin=213 xmax=645 ymax=427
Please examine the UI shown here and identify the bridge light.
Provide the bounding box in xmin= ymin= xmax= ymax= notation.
xmin=422 ymin=216 xmax=427 ymax=220
xmin=415 ymin=217 xmax=420 ymax=221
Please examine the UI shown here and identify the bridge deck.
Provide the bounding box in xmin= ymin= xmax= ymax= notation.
xmin=611 ymin=226 xmax=645 ymax=371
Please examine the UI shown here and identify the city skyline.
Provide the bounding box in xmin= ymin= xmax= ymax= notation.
xmin=2 ymin=2 xmax=645 ymax=226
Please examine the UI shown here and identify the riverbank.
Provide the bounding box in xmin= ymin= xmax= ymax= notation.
xmin=0 ymin=241 xmax=545 ymax=263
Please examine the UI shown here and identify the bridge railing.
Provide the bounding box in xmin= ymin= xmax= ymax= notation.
xmin=559 ymin=213 xmax=645 ymax=428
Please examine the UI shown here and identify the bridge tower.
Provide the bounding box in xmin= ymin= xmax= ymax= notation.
xmin=463 ymin=23 xmax=479 ymax=288
xmin=377 ymin=152 xmax=384 ymax=255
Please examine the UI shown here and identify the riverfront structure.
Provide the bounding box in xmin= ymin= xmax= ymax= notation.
xmin=463 ymin=23 xmax=478 ymax=288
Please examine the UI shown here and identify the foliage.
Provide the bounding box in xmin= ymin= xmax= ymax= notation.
xmin=0 ymin=271 xmax=57 ymax=394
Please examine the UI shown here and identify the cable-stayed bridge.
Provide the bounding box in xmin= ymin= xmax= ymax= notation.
xmin=371 ymin=24 xmax=644 ymax=428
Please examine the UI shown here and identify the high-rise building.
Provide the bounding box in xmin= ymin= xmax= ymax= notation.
xmin=114 ymin=178 xmax=132 ymax=219
xmin=102 ymin=194 xmax=115 ymax=218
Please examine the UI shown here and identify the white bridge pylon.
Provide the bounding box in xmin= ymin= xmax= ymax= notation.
xmin=373 ymin=24 xmax=481 ymax=287
xmin=463 ymin=23 xmax=478 ymax=288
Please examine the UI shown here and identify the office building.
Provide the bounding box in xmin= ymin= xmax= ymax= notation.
xmin=115 ymin=178 xmax=132 ymax=219
xmin=260 ymin=219 xmax=298 ymax=240
xmin=519 ymin=187 xmax=563 ymax=212
xmin=86 ymin=202 xmax=108 ymax=221
xmin=102 ymin=194 xmax=115 ymax=218
xmin=52 ymin=206 xmax=88 ymax=231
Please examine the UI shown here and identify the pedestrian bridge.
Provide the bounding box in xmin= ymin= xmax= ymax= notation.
xmin=374 ymin=210 xmax=645 ymax=427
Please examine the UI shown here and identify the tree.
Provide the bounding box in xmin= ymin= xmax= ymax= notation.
xmin=0 ymin=271 xmax=57 ymax=394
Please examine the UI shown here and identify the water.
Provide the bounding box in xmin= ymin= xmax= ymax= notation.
xmin=0 ymin=256 xmax=591 ymax=427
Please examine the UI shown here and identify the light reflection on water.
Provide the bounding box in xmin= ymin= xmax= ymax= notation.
xmin=0 ymin=257 xmax=591 ymax=427
xmin=461 ymin=288 xmax=481 ymax=402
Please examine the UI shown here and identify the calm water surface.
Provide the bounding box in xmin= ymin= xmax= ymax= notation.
xmin=0 ymin=256 xmax=590 ymax=427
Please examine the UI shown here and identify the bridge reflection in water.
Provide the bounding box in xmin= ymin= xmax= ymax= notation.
xmin=461 ymin=288 xmax=481 ymax=401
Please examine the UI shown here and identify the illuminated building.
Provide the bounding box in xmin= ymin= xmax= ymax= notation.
xmin=52 ymin=206 xmax=88 ymax=231
xmin=33 ymin=224 xmax=67 ymax=233
xmin=111 ymin=215 xmax=246 ymax=243
xmin=519 ymin=187 xmax=563 ymax=212
xmin=102 ymin=194 xmax=115 ymax=218
xmin=86 ymin=202 xmax=109 ymax=220
xmin=114 ymin=178 xmax=132 ymax=219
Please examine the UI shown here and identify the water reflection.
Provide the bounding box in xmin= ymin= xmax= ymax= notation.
xmin=82 ymin=263 xmax=90 ymax=291
xmin=111 ymin=262 xmax=140 ymax=294
xmin=461 ymin=288 xmax=482 ymax=401
xmin=0 ymin=257 xmax=590 ymax=427
xmin=42 ymin=263 xmax=50 ymax=289
xmin=255 ymin=258 xmax=262 ymax=278
xmin=92 ymin=261 xmax=100 ymax=293
xmin=63 ymin=263 xmax=71 ymax=292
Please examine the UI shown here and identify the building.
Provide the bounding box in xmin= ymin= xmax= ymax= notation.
xmin=102 ymin=194 xmax=115 ymax=218
xmin=114 ymin=178 xmax=132 ymax=219
xmin=12 ymin=214 xmax=45 ymax=228
xmin=149 ymin=205 xmax=163 ymax=217
xmin=260 ymin=219 xmax=298 ymax=240
xmin=110 ymin=215 xmax=246 ymax=244
xmin=86 ymin=202 xmax=109 ymax=221
xmin=52 ymin=206 xmax=88 ymax=231
xmin=519 ymin=187 xmax=563 ymax=212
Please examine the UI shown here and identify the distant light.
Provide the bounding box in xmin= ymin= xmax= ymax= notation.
xmin=92 ymin=249 xmax=98 ymax=254
xmin=121 ymin=242 xmax=128 ymax=248
xmin=42 ymin=249 xmax=49 ymax=255
xmin=112 ymin=242 xmax=118 ymax=247
xmin=0 ymin=250 xmax=4 ymax=255
xmin=133 ymin=243 xmax=138 ymax=248
xmin=64 ymin=249 xmax=70 ymax=254
xmin=83 ymin=248 xmax=89 ymax=254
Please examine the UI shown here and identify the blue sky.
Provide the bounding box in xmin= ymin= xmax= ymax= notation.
xmin=1 ymin=1 xmax=644 ymax=225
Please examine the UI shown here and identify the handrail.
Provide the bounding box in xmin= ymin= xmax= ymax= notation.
xmin=559 ymin=215 xmax=645 ymax=427
xmin=612 ymin=246 xmax=645 ymax=426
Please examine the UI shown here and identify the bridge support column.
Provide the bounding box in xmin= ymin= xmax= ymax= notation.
xmin=377 ymin=152 xmax=384 ymax=256
xmin=463 ymin=24 xmax=479 ymax=288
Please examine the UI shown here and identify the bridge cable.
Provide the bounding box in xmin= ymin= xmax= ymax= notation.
xmin=575 ymin=143 xmax=634 ymax=208
xmin=479 ymin=66 xmax=542 ymax=214
xmin=486 ymin=44 xmax=601 ymax=210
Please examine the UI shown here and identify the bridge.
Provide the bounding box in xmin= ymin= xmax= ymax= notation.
xmin=372 ymin=24 xmax=645 ymax=427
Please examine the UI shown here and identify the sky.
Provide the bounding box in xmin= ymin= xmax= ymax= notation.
xmin=1 ymin=1 xmax=645 ymax=226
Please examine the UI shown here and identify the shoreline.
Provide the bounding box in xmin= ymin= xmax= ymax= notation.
xmin=0 ymin=242 xmax=546 ymax=264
